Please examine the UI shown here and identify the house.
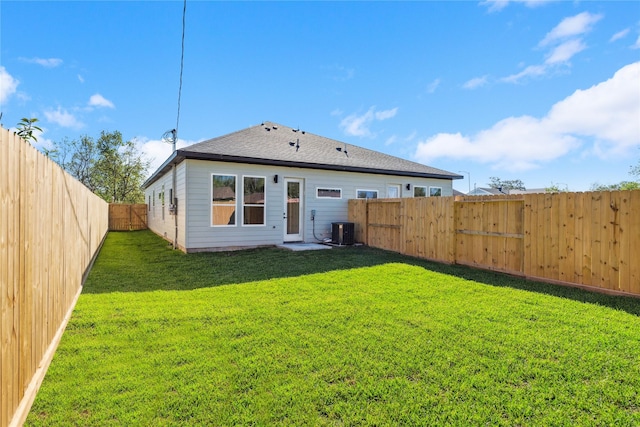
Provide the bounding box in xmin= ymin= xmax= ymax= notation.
xmin=143 ymin=121 xmax=462 ymax=252
xmin=467 ymin=187 xmax=508 ymax=196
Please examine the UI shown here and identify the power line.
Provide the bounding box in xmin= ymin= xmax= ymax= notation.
xmin=175 ymin=0 xmax=187 ymax=140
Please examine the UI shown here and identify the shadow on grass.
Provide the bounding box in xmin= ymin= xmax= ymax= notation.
xmin=84 ymin=230 xmax=640 ymax=316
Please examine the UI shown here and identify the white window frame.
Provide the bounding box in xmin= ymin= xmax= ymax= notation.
xmin=356 ymin=189 xmax=378 ymax=199
xmin=316 ymin=187 xmax=342 ymax=199
xmin=211 ymin=173 xmax=237 ymax=227
xmin=429 ymin=186 xmax=443 ymax=197
xmin=414 ymin=186 xmax=427 ymax=197
xmin=242 ymin=175 xmax=266 ymax=227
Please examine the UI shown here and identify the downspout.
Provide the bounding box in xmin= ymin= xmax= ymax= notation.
xmin=173 ymin=160 xmax=177 ymax=250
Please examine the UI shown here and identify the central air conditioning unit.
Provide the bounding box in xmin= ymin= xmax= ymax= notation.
xmin=332 ymin=222 xmax=355 ymax=245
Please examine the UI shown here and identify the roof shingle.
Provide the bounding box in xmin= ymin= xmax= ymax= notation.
xmin=144 ymin=121 xmax=462 ymax=187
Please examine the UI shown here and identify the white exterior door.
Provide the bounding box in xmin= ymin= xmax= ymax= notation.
xmin=387 ymin=184 xmax=401 ymax=198
xmin=284 ymin=178 xmax=304 ymax=242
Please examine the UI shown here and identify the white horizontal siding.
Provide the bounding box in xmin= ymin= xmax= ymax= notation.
xmin=145 ymin=164 xmax=187 ymax=248
xmin=181 ymin=159 xmax=454 ymax=250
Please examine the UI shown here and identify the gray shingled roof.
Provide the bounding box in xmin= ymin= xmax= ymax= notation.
xmin=144 ymin=121 xmax=462 ymax=187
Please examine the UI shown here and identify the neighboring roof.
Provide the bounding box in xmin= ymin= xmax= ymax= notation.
xmin=144 ymin=121 xmax=462 ymax=188
xmin=467 ymin=187 xmax=508 ymax=196
xmin=508 ymin=188 xmax=547 ymax=194
xmin=467 ymin=187 xmax=547 ymax=196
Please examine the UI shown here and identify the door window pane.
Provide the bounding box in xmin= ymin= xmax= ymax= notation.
xmin=287 ymin=182 xmax=300 ymax=234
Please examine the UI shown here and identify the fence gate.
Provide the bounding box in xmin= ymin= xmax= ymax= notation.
xmin=108 ymin=204 xmax=148 ymax=231
xmin=454 ymin=199 xmax=525 ymax=275
xmin=366 ymin=200 xmax=403 ymax=253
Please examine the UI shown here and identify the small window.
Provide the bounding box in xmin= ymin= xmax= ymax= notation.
xmin=429 ymin=187 xmax=442 ymax=197
xmin=414 ymin=186 xmax=427 ymax=197
xmin=243 ymin=176 xmax=265 ymax=226
xmin=357 ymin=189 xmax=378 ymax=199
xmin=212 ymin=174 xmax=237 ymax=226
xmin=316 ymin=188 xmax=342 ymax=199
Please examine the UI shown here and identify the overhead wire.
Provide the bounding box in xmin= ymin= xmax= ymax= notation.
xmin=170 ymin=0 xmax=186 ymax=250
xmin=175 ymin=0 xmax=187 ymax=140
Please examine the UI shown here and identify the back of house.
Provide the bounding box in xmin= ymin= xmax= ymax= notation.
xmin=142 ymin=121 xmax=462 ymax=252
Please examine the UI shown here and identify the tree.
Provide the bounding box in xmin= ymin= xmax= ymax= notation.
xmin=590 ymin=154 xmax=640 ymax=191
xmin=60 ymin=130 xmax=149 ymax=203
xmin=590 ymin=181 xmax=640 ymax=191
xmin=16 ymin=117 xmax=42 ymax=143
xmin=630 ymin=156 xmax=640 ymax=181
xmin=488 ymin=176 xmax=526 ymax=191
xmin=545 ymin=183 xmax=569 ymax=193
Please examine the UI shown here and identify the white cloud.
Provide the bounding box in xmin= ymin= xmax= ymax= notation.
xmin=340 ymin=106 xmax=398 ymax=137
xmin=325 ymin=64 xmax=355 ymax=82
xmin=463 ymin=75 xmax=489 ymax=89
xmin=19 ymin=57 xmax=63 ymax=68
xmin=0 ymin=66 xmax=19 ymax=103
xmin=502 ymin=12 xmax=601 ymax=83
xmin=44 ymin=107 xmax=84 ymax=129
xmin=480 ymin=0 xmax=552 ymax=12
xmin=136 ymin=137 xmax=193 ymax=175
xmin=415 ymin=62 xmax=640 ymax=171
xmin=385 ymin=135 xmax=397 ymax=146
xmin=502 ymin=65 xmax=546 ymax=83
xmin=375 ymin=107 xmax=398 ymax=120
xmin=546 ymin=62 xmax=640 ymax=151
xmin=610 ymin=28 xmax=630 ymax=43
xmin=544 ymin=39 xmax=586 ymax=64
xmin=88 ymin=93 xmax=115 ymax=109
xmin=426 ymin=78 xmax=441 ymax=94
xmin=633 ymin=35 xmax=640 ymax=50
xmin=539 ymin=12 xmax=602 ymax=47
xmin=78 ymin=74 xmax=85 ymax=83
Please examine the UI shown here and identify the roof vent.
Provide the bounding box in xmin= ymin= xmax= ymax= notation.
xmin=265 ymin=127 xmax=271 ymax=131
xmin=272 ymin=125 xmax=278 ymax=130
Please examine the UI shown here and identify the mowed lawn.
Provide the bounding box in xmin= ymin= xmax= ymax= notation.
xmin=27 ymin=231 xmax=640 ymax=426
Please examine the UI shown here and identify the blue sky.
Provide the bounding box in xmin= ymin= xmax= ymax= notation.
xmin=1 ymin=0 xmax=639 ymax=192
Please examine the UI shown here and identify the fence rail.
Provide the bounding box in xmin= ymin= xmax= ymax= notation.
xmin=109 ymin=204 xmax=148 ymax=231
xmin=349 ymin=191 xmax=640 ymax=296
xmin=1 ymin=128 xmax=109 ymax=427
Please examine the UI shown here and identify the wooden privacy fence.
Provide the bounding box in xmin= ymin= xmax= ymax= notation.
xmin=109 ymin=203 xmax=148 ymax=231
xmin=1 ymin=128 xmax=109 ymax=427
xmin=348 ymin=191 xmax=640 ymax=296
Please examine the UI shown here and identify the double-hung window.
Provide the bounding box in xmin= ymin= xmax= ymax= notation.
xmin=243 ymin=176 xmax=265 ymax=225
xmin=212 ymin=174 xmax=237 ymax=226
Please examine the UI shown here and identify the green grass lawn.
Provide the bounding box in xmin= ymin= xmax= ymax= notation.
xmin=27 ymin=231 xmax=640 ymax=426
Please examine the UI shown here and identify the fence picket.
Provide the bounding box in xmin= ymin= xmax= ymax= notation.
xmin=0 ymin=128 xmax=109 ymax=427
xmin=349 ymin=191 xmax=639 ymax=296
